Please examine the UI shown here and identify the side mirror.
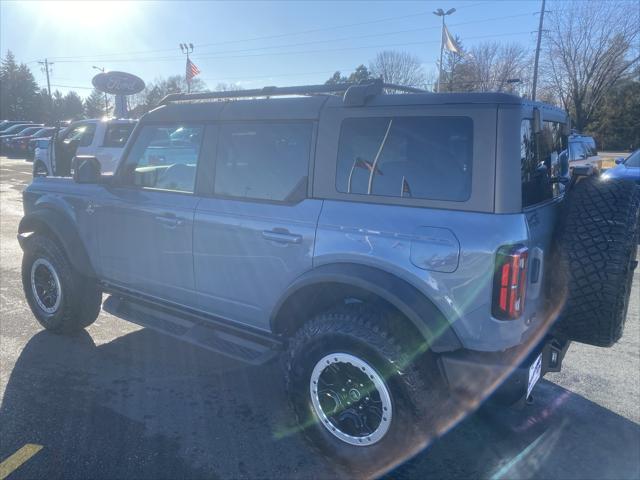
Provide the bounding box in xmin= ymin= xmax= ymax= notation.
xmin=73 ymin=156 xmax=101 ymax=184
xmin=615 ymin=157 xmax=625 ymax=164
xmin=562 ymin=117 xmax=572 ymax=136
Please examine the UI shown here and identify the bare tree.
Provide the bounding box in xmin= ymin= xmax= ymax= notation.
xmin=215 ymin=82 xmax=243 ymax=92
xmin=369 ymin=50 xmax=426 ymax=88
xmin=541 ymin=0 xmax=640 ymax=130
xmin=453 ymin=41 xmax=529 ymax=93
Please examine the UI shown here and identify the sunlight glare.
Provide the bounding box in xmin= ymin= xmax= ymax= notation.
xmin=24 ymin=1 xmax=135 ymax=29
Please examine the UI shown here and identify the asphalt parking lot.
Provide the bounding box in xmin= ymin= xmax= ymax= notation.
xmin=1 ymin=156 xmax=638 ymax=479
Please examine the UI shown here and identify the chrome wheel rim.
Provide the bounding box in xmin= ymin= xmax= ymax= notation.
xmin=30 ymin=258 xmax=61 ymax=314
xmin=310 ymin=353 xmax=392 ymax=446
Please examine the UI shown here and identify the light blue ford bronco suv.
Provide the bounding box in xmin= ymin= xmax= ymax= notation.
xmin=18 ymin=81 xmax=639 ymax=475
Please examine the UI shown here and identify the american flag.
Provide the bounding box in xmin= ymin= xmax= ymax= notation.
xmin=186 ymin=58 xmax=201 ymax=82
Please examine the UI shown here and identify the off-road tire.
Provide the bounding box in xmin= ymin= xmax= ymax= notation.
xmin=552 ymin=177 xmax=639 ymax=346
xmin=22 ymin=234 xmax=101 ymax=333
xmin=285 ymin=305 xmax=443 ymax=476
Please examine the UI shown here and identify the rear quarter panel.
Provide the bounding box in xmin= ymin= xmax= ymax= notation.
xmin=315 ymin=202 xmax=536 ymax=351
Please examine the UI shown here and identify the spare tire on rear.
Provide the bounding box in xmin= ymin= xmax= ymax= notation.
xmin=551 ymin=176 xmax=639 ymax=347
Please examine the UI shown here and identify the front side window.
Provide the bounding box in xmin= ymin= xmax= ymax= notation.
xmin=103 ymin=123 xmax=135 ymax=148
xmin=214 ymin=122 xmax=312 ymax=202
xmin=336 ymin=116 xmax=473 ymax=202
xmin=120 ymin=124 xmax=204 ymax=193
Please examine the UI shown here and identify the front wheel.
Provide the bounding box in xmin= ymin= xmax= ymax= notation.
xmin=22 ymin=234 xmax=101 ymax=333
xmin=285 ymin=306 xmax=442 ymax=476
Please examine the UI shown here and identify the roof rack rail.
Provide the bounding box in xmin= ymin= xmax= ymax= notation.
xmin=158 ymin=79 xmax=427 ymax=106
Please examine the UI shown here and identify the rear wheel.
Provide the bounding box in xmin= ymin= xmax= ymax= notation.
xmin=285 ymin=305 xmax=442 ymax=475
xmin=22 ymin=234 xmax=101 ymax=333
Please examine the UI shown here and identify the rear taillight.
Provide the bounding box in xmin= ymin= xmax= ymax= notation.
xmin=492 ymin=245 xmax=528 ymax=320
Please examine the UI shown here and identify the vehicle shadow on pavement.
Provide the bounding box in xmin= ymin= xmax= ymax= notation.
xmin=1 ymin=329 xmax=639 ymax=480
xmin=391 ymin=381 xmax=640 ymax=480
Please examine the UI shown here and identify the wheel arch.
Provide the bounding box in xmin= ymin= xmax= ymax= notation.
xmin=18 ymin=209 xmax=96 ymax=278
xmin=271 ymin=263 xmax=462 ymax=353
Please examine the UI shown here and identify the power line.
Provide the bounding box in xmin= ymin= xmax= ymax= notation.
xmin=50 ymin=30 xmax=533 ymax=65
xmin=44 ymin=10 xmax=532 ymax=63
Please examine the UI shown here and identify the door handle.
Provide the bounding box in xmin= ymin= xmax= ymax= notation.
xmin=261 ymin=229 xmax=302 ymax=244
xmin=155 ymin=214 xmax=185 ymax=228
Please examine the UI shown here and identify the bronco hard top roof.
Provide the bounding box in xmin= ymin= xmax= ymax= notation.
xmin=144 ymin=79 xmax=566 ymax=122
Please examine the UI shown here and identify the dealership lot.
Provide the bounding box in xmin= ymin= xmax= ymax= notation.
xmin=1 ymin=157 xmax=638 ymax=479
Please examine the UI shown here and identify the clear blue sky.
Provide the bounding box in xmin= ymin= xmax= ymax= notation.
xmin=1 ymin=0 xmax=545 ymax=96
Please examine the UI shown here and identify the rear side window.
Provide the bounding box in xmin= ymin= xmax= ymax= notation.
xmin=521 ymin=119 xmax=566 ymax=208
xmin=64 ymin=123 xmax=96 ymax=147
xmin=335 ymin=116 xmax=473 ymax=202
xmin=120 ymin=124 xmax=204 ymax=193
xmin=103 ymin=123 xmax=135 ymax=148
xmin=214 ymin=122 xmax=312 ymax=202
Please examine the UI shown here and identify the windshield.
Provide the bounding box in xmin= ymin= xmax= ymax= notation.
xmin=1 ymin=124 xmax=30 ymax=134
xmin=15 ymin=127 xmax=42 ymax=136
xmin=624 ymin=150 xmax=640 ymax=167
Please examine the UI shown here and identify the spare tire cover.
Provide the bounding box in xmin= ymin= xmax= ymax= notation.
xmin=551 ymin=177 xmax=639 ymax=347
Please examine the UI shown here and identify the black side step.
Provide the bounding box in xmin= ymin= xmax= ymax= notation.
xmin=102 ymin=295 xmax=282 ymax=365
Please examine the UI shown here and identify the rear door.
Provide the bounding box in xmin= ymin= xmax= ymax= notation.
xmin=193 ymin=121 xmax=321 ymax=330
xmin=520 ymin=118 xmax=566 ymax=330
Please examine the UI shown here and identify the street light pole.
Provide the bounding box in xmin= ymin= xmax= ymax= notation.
xmin=531 ymin=0 xmax=546 ymax=101
xmin=433 ymin=8 xmax=456 ymax=93
xmin=92 ymin=66 xmax=109 ymax=116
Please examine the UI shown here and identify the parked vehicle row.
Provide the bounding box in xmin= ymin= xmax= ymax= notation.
xmin=0 ymin=123 xmax=43 ymax=154
xmin=35 ymin=118 xmax=137 ymax=176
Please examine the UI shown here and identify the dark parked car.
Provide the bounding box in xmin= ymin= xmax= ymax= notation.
xmin=603 ymin=150 xmax=640 ymax=184
xmin=0 ymin=120 xmax=33 ymax=133
xmin=0 ymin=124 xmax=43 ymax=154
xmin=6 ymin=127 xmax=54 ymax=158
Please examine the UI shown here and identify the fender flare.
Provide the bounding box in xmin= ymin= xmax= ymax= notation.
xmin=270 ymin=263 xmax=462 ymax=352
xmin=18 ymin=209 xmax=96 ymax=278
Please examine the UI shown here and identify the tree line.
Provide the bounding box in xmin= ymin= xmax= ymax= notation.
xmin=1 ymin=0 xmax=637 ymax=149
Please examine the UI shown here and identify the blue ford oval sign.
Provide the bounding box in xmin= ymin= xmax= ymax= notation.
xmin=92 ymin=71 xmax=145 ymax=95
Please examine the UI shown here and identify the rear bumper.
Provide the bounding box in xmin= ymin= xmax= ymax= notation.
xmin=438 ymin=336 xmax=570 ymax=404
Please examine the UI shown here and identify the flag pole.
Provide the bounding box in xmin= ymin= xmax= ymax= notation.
xmin=180 ymin=43 xmax=194 ymax=93
xmin=433 ymin=8 xmax=455 ymax=93
xmin=187 ymin=50 xmax=191 ymax=94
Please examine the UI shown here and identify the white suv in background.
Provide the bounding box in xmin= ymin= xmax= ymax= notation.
xmin=35 ymin=118 xmax=136 ymax=176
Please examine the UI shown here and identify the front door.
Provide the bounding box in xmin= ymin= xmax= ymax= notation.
xmin=95 ymin=123 xmax=205 ymax=306
xmin=193 ymin=121 xmax=322 ymax=330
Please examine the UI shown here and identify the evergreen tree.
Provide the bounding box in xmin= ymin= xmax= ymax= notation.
xmin=325 ymin=65 xmax=373 ymax=85
xmin=0 ymin=50 xmax=41 ymax=121
xmin=85 ymin=88 xmax=106 ymax=118
xmin=62 ymin=91 xmax=85 ymax=120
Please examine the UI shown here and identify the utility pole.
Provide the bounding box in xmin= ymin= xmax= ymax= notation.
xmin=531 ymin=0 xmax=546 ymax=101
xmin=180 ymin=43 xmax=194 ymax=93
xmin=38 ymin=59 xmax=53 ymax=99
xmin=433 ymin=8 xmax=456 ymax=93
xmin=92 ymin=66 xmax=109 ymax=116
